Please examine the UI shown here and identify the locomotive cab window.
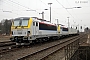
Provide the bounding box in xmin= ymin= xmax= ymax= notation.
xmin=36 ymin=22 xmax=38 ymax=26
xmin=33 ymin=22 xmax=35 ymax=26
xmin=13 ymin=17 xmax=29 ymax=26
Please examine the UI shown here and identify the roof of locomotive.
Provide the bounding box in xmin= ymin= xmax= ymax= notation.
xmin=14 ymin=17 xmax=47 ymax=21
xmin=13 ymin=17 xmax=57 ymax=26
xmin=14 ymin=17 xmax=30 ymax=20
xmin=32 ymin=17 xmax=57 ymax=26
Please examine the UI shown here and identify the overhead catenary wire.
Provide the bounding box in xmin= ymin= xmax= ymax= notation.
xmin=1 ymin=0 xmax=67 ymax=22
xmin=1 ymin=0 xmax=81 ymax=24
xmin=0 ymin=0 xmax=23 ymax=16
xmin=65 ymin=0 xmax=82 ymax=24
xmin=0 ymin=0 xmax=41 ymax=20
xmin=8 ymin=0 xmax=39 ymax=13
xmin=56 ymin=0 xmax=75 ymax=19
xmin=39 ymin=0 xmax=81 ymax=25
xmin=6 ymin=0 xmax=50 ymax=19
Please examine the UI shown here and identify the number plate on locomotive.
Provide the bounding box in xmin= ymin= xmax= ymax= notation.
xmin=18 ymin=32 xmax=22 ymax=34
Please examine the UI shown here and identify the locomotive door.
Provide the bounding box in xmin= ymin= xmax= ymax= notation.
xmin=33 ymin=21 xmax=38 ymax=35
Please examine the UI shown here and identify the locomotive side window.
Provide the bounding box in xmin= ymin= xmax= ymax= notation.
xmin=39 ymin=22 xmax=57 ymax=31
xmin=36 ymin=22 xmax=38 ymax=26
xmin=33 ymin=22 xmax=35 ymax=26
xmin=62 ymin=28 xmax=68 ymax=31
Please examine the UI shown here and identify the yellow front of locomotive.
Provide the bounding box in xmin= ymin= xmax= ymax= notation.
xmin=10 ymin=17 xmax=32 ymax=43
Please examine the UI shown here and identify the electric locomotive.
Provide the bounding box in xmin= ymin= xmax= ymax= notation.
xmin=10 ymin=17 xmax=61 ymax=45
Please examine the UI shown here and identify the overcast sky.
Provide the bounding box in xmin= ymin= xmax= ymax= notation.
xmin=0 ymin=0 xmax=90 ymax=31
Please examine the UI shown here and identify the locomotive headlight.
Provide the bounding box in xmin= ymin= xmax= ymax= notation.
xmin=27 ymin=31 xmax=30 ymax=36
xmin=28 ymin=31 xmax=30 ymax=34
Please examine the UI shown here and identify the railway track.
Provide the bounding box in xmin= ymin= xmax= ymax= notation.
xmin=0 ymin=41 xmax=16 ymax=47
xmin=0 ymin=34 xmax=85 ymax=60
xmin=17 ymin=35 xmax=82 ymax=60
xmin=0 ymin=45 xmax=19 ymax=54
xmin=0 ymin=41 xmax=18 ymax=54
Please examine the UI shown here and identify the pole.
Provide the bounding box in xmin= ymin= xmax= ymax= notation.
xmin=67 ymin=17 xmax=69 ymax=34
xmin=42 ymin=12 xmax=44 ymax=20
xmin=50 ymin=5 xmax=51 ymax=23
xmin=48 ymin=3 xmax=52 ymax=23
xmin=78 ymin=24 xmax=79 ymax=32
xmin=55 ymin=19 xmax=58 ymax=25
xmin=39 ymin=11 xmax=44 ymax=20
